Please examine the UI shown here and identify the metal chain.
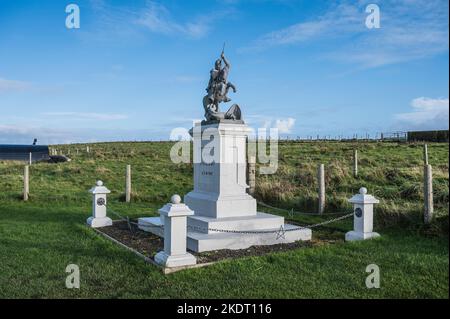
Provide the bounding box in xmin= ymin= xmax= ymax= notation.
xmin=187 ymin=212 xmax=353 ymax=234
xmin=297 ymin=212 xmax=354 ymax=229
xmin=106 ymin=205 xmax=163 ymax=229
xmin=104 ymin=204 xmax=353 ymax=235
xmin=257 ymin=201 xmax=349 ymax=216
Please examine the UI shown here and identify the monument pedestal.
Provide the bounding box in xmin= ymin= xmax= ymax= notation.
xmin=139 ymin=121 xmax=311 ymax=252
xmin=184 ymin=122 xmax=257 ymax=218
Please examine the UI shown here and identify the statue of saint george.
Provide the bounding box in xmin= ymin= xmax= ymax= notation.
xmin=203 ymin=48 xmax=242 ymax=122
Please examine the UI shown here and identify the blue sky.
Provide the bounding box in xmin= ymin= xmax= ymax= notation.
xmin=0 ymin=0 xmax=448 ymax=144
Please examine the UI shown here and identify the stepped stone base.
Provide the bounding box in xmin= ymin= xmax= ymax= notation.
xmin=187 ymin=224 xmax=311 ymax=252
xmin=138 ymin=217 xmax=164 ymax=237
xmin=188 ymin=212 xmax=283 ymax=233
xmin=184 ymin=191 xmax=257 ymax=218
xmin=138 ymin=212 xmax=312 ymax=253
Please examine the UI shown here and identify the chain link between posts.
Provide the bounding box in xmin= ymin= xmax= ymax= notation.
xmin=257 ymin=201 xmax=351 ymax=216
xmin=104 ymin=203 xmax=353 ymax=236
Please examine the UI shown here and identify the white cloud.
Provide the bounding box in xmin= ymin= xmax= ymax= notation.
xmin=411 ymin=97 xmax=449 ymax=112
xmin=275 ymin=117 xmax=296 ymax=133
xmin=242 ymin=0 xmax=449 ymax=68
xmin=395 ymin=97 xmax=449 ymax=130
xmin=0 ymin=78 xmax=31 ymax=93
xmin=245 ymin=115 xmax=296 ymax=134
xmin=136 ymin=1 xmax=212 ymax=38
xmin=42 ymin=112 xmax=128 ymax=121
xmin=83 ymin=1 xmax=235 ymax=41
xmin=0 ymin=124 xmax=176 ymax=144
xmin=244 ymin=2 xmax=360 ymax=51
xmin=0 ymin=125 xmax=76 ymax=144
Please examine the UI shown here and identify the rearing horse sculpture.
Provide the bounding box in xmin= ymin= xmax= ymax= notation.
xmin=203 ymin=51 xmax=242 ymax=122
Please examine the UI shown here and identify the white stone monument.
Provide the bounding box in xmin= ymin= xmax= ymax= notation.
xmin=138 ymin=51 xmax=311 ymax=252
xmin=154 ymin=195 xmax=197 ymax=268
xmin=345 ymin=187 xmax=380 ymax=241
xmin=184 ymin=122 xmax=256 ymax=218
xmin=87 ymin=180 xmax=113 ymax=228
xmin=139 ymin=121 xmax=311 ymax=252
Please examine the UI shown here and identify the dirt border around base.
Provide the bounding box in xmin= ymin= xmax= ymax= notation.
xmin=91 ymin=227 xmax=219 ymax=274
xmin=91 ymin=220 xmax=341 ymax=274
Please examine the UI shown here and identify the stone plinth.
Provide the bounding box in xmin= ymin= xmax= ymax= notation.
xmin=184 ymin=122 xmax=256 ymax=218
xmin=87 ymin=180 xmax=112 ymax=228
xmin=154 ymin=195 xmax=197 ymax=268
xmin=345 ymin=187 xmax=380 ymax=241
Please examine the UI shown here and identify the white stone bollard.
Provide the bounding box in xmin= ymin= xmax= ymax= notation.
xmin=345 ymin=187 xmax=380 ymax=241
xmin=155 ymin=195 xmax=197 ymax=268
xmin=87 ymin=180 xmax=112 ymax=228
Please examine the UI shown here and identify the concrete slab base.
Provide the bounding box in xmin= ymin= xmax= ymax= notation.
xmin=86 ymin=216 xmax=112 ymax=228
xmin=138 ymin=213 xmax=312 ymax=253
xmin=184 ymin=191 xmax=257 ymax=218
xmin=187 ymin=224 xmax=311 ymax=252
xmin=345 ymin=231 xmax=380 ymax=241
xmin=138 ymin=217 xmax=164 ymax=236
xmin=188 ymin=212 xmax=284 ymax=233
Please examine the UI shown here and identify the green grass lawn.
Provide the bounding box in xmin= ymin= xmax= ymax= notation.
xmin=0 ymin=141 xmax=448 ymax=298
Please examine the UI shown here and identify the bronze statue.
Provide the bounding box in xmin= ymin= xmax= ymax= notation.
xmin=203 ymin=48 xmax=242 ymax=122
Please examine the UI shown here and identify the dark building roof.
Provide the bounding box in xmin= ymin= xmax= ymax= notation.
xmin=0 ymin=144 xmax=50 ymax=162
xmin=407 ymin=130 xmax=449 ymax=142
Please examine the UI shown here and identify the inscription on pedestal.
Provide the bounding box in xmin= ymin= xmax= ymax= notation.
xmin=185 ymin=122 xmax=257 ymax=218
xmin=201 ymin=162 xmax=214 ymax=176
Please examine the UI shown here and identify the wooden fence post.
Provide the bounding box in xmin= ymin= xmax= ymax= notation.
xmin=247 ymin=156 xmax=256 ymax=196
xmin=424 ymin=164 xmax=433 ymax=224
xmin=23 ymin=165 xmax=29 ymax=201
xmin=125 ymin=164 xmax=131 ymax=203
xmin=423 ymin=144 xmax=429 ymax=165
xmin=318 ymin=164 xmax=325 ymax=214
xmin=353 ymin=149 xmax=358 ymax=177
